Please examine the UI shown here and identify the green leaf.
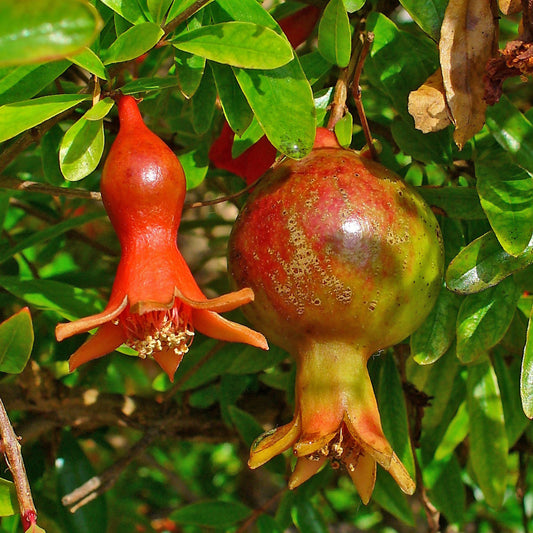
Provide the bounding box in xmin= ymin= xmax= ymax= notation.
xmin=171 ymin=501 xmax=251 ymax=528
xmin=0 ymin=478 xmax=17 ymax=517
xmin=192 ymin=66 xmax=216 ymax=134
xmin=467 ymin=360 xmax=508 ymax=508
xmin=317 ymin=0 xmax=351 ymax=68
xmin=210 ymin=61 xmax=252 ymax=135
xmin=446 ymin=231 xmax=533 ymax=294
xmin=377 ymin=353 xmax=415 ymax=477
xmin=0 ymin=94 xmax=91 ymax=143
xmin=60 ymin=116 xmax=105 ymax=181
xmin=166 ymin=0 xmax=215 ymax=24
xmin=476 ymin=150 xmax=533 ymax=256
xmin=365 ymin=13 xmax=438 ymax=121
xmin=372 ymin=469 xmax=414 ymax=525
xmin=391 ymin=117 xmax=452 ymax=164
xmin=67 ymin=47 xmax=108 ymax=80
xmin=0 ymin=0 xmax=102 ymax=66
xmin=84 ymin=97 xmax=115 ymax=120
xmin=334 ymin=111 xmax=352 ymax=147
xmin=56 ymin=431 xmax=108 ymax=533
xmin=174 ymin=49 xmax=205 ymax=98
xmin=344 ymin=0 xmax=366 ymax=12
xmin=485 ymin=95 xmax=533 ymax=174
xmin=232 ymin=117 xmax=264 ymax=158
xmin=456 ymin=277 xmax=520 ymax=364
xmin=102 ymin=22 xmax=164 ymax=65
xmin=399 ymin=0 xmax=447 ymax=40
xmin=148 ymin=0 xmax=173 ymax=23
xmin=0 ymin=61 xmax=70 ymax=106
xmin=174 ymin=22 xmax=294 ymax=69
xmin=521 ymin=307 xmax=533 ymax=418
xmin=121 ymin=76 xmax=179 ymax=95
xmin=0 ymin=211 xmax=104 ymax=265
xmin=99 ymin=0 xmax=148 ymax=24
xmin=0 ymin=276 xmax=104 ymax=321
xmin=291 ymin=497 xmax=328 ymax=533
xmin=417 ymin=186 xmax=485 ymax=220
xmin=0 ymin=308 xmax=33 ymax=374
xmin=433 ymin=402 xmax=468 ymax=461
xmin=227 ymin=344 xmax=287 ymax=375
xmin=411 ymin=286 xmax=461 ymax=365
xmin=179 ymin=143 xmax=209 ymax=190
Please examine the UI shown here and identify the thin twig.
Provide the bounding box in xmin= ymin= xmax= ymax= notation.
xmin=0 ymin=176 xmax=102 ymax=201
xmin=62 ymin=429 xmax=160 ymax=512
xmin=162 ymin=0 xmax=214 ymax=36
xmin=0 ymin=397 xmax=37 ymax=530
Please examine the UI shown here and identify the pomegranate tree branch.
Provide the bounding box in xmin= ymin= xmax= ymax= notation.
xmin=162 ymin=0 xmax=214 ymax=36
xmin=0 ymin=397 xmax=37 ymax=530
xmin=0 ymin=176 xmax=102 ymax=201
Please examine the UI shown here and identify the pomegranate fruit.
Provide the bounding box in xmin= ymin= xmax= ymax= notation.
xmin=56 ymin=96 xmax=267 ymax=381
xmin=228 ymin=128 xmax=444 ymax=501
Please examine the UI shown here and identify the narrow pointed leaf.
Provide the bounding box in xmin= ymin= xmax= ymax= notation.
xmin=170 ymin=501 xmax=251 ymax=528
xmin=99 ymin=0 xmax=148 ymax=24
xmin=521 ymin=308 xmax=533 ymax=418
xmin=446 ymin=231 xmax=533 ymax=294
xmin=476 ymin=150 xmax=533 ymax=256
xmin=0 ymin=308 xmax=33 ymax=374
xmin=317 ymin=0 xmax=351 ymax=67
xmin=456 ymin=277 xmax=520 ymax=364
xmin=467 ymin=360 xmax=508 ymax=508
xmin=433 ymin=402 xmax=468 ymax=461
xmin=0 ymin=94 xmax=91 ymax=143
xmin=291 ymin=497 xmax=328 ymax=533
xmin=166 ymin=0 xmax=214 ymax=24
xmin=174 ymin=48 xmax=205 ymax=98
xmin=102 ymin=22 xmax=164 ymax=65
xmin=67 ymin=47 xmax=108 ymax=80
xmin=0 ymin=0 xmax=102 ymax=66
xmin=399 ymin=0 xmax=447 ymax=40
xmin=148 ymin=0 xmax=173 ymax=23
xmin=411 ymin=286 xmax=461 ymax=364
xmin=174 ymin=22 xmax=294 ymax=69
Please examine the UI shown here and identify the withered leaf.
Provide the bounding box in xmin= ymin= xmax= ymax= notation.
xmin=408 ymin=68 xmax=452 ymax=133
xmin=498 ymin=0 xmax=522 ymax=15
xmin=439 ymin=0 xmax=499 ymax=148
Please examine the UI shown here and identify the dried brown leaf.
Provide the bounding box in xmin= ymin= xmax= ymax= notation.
xmin=408 ymin=69 xmax=452 ymax=133
xmin=499 ymin=0 xmax=522 ymax=15
xmin=439 ymin=0 xmax=499 ymax=148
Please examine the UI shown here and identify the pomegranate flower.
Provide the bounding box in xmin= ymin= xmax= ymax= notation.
xmin=56 ymin=96 xmax=267 ymax=381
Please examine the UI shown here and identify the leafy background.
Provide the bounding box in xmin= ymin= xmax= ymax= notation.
xmin=0 ymin=0 xmax=531 ymax=531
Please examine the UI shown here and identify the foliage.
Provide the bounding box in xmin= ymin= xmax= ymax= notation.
xmin=0 ymin=0 xmax=531 ymax=532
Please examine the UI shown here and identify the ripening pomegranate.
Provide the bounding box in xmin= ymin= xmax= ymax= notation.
xmin=228 ymin=128 xmax=444 ymax=502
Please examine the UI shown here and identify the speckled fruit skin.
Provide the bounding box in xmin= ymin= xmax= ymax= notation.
xmin=228 ymin=139 xmax=444 ymax=355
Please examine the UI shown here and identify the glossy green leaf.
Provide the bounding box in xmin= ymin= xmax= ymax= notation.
xmin=0 ymin=307 xmax=33 ymax=374
xmin=174 ymin=22 xmax=294 ymax=69
xmin=0 ymin=478 xmax=17 ymax=517
xmin=486 ymin=95 xmax=533 ymax=174
xmin=373 ymin=469 xmax=414 ymax=525
xmin=174 ymin=48 xmax=205 ymax=98
xmin=227 ymin=344 xmax=287 ymax=375
xmin=365 ymin=12 xmax=438 ymax=120
xmin=56 ymin=431 xmax=108 ymax=533
xmin=210 ymin=61 xmax=253 ymax=135
xmin=102 ymin=22 xmax=164 ymax=65
xmin=476 ymin=151 xmax=533 ymax=256
xmin=411 ymin=286 xmax=461 ymax=365
xmin=192 ymin=67 xmax=216 ymax=134
xmin=446 ymin=231 xmax=533 ymax=294
xmin=391 ymin=117 xmax=452 ymax=164
xmin=67 ymin=47 xmax=108 ymax=80
xmin=377 ymin=354 xmax=415 ymax=476
xmin=99 ymin=0 xmax=147 ymax=24
xmin=121 ymin=76 xmax=179 ymax=95
xmin=521 ymin=307 xmax=533 ymax=418
xmin=418 ymin=186 xmax=485 ymax=220
xmin=0 ymin=0 xmax=102 ymax=66
xmin=0 ymin=211 xmax=104 ymax=265
xmin=291 ymin=497 xmax=328 ymax=533
xmin=0 ymin=61 xmax=70 ymax=107
xmin=344 ymin=0 xmax=366 ymax=12
xmin=179 ymin=143 xmax=209 ymax=190
xmin=148 ymin=0 xmax=173 ymax=23
xmin=84 ymin=97 xmax=115 ymax=120
xmin=60 ymin=116 xmax=104 ymax=181
xmin=334 ymin=111 xmax=352 ymax=147
xmin=399 ymin=0 xmax=447 ymax=40
xmin=171 ymin=501 xmax=250 ymax=528
xmin=433 ymin=402 xmax=468 ymax=461
xmin=0 ymin=276 xmax=104 ymax=321
xmin=166 ymin=0 xmax=215 ymax=24
xmin=0 ymin=94 xmax=91 ymax=143
xmin=456 ymin=277 xmax=520 ymax=364
xmin=467 ymin=360 xmax=508 ymax=508
xmin=232 ymin=117 xmax=264 ymax=157
xmin=317 ymin=0 xmax=351 ymax=68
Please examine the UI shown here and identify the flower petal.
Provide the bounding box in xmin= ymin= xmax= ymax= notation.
xmin=174 ymin=287 xmax=255 ymax=312
xmin=345 ymin=451 xmax=377 ymax=505
xmin=68 ymin=322 xmax=126 ymax=372
xmin=288 ymin=456 xmax=327 ymax=490
xmin=293 ymin=430 xmax=337 ymax=457
xmin=56 ymin=295 xmax=128 ymax=341
xmin=151 ymin=347 xmax=184 ymax=383
xmin=387 ymin=452 xmax=416 ymax=495
xmin=192 ymin=309 xmax=268 ymax=350
xmin=249 ymin=416 xmax=300 ymax=469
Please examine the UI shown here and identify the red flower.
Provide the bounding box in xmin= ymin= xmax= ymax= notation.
xmin=56 ymin=96 xmax=268 ymax=381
